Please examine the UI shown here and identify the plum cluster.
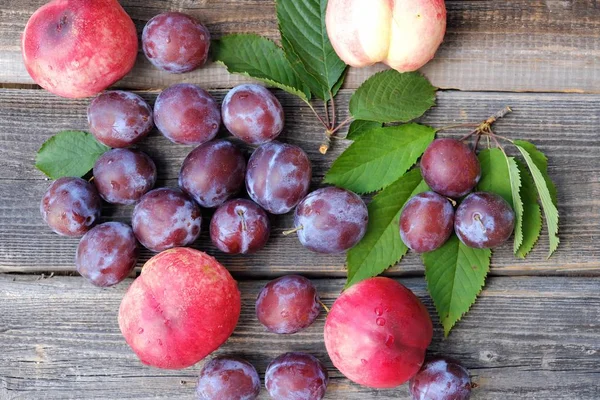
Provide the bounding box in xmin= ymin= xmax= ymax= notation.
xmin=40 ymin=76 xmax=372 ymax=290
xmin=400 ymin=138 xmax=516 ymax=253
xmin=194 ymin=274 xmax=328 ymax=400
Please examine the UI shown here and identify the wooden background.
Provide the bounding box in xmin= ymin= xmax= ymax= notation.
xmin=1 ymin=0 xmax=599 ymax=399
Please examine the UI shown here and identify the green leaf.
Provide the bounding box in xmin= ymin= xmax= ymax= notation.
xmin=515 ymin=143 xmax=560 ymax=257
xmin=506 ymin=157 xmax=524 ymax=254
xmin=346 ymin=169 xmax=429 ymax=288
xmin=477 ymin=148 xmax=513 ymax=205
xmin=477 ymin=148 xmax=525 ymax=253
xmin=276 ymin=0 xmax=347 ymax=100
xmin=514 ymin=140 xmax=558 ymax=206
xmin=324 ymin=124 xmax=435 ymax=194
xmin=345 ymin=120 xmax=382 ymax=141
xmin=422 ymin=235 xmax=491 ymax=336
xmin=36 ymin=131 xmax=110 ymax=179
xmin=515 ymin=159 xmax=543 ymax=258
xmin=212 ymin=34 xmax=310 ymax=101
xmin=349 ymin=70 xmax=436 ymax=123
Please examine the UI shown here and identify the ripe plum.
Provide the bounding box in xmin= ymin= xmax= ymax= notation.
xmin=255 ymin=275 xmax=321 ymax=334
xmin=132 ymin=188 xmax=201 ymax=252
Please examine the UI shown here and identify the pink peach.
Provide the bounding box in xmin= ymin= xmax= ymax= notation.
xmin=326 ymin=0 xmax=446 ymax=72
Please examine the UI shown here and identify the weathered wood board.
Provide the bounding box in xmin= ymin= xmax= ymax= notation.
xmin=1 ymin=275 xmax=599 ymax=399
xmin=0 ymin=1 xmax=599 ymax=92
xmin=0 ymin=89 xmax=598 ymax=276
xmin=1 ymin=0 xmax=600 ymax=399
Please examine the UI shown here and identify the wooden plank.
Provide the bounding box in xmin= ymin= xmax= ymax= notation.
xmin=1 ymin=1 xmax=599 ymax=92
xmin=0 ymin=88 xmax=598 ymax=276
xmin=0 ymin=275 xmax=598 ymax=399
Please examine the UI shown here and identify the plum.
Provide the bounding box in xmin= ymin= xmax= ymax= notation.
xmin=326 ymin=0 xmax=446 ymax=72
xmin=400 ymin=191 xmax=454 ymax=253
xmin=118 ymin=248 xmax=241 ymax=369
xmin=40 ymin=177 xmax=102 ymax=237
xmin=245 ymin=141 xmax=312 ymax=214
xmin=324 ymin=277 xmax=433 ymax=388
xmin=222 ymin=84 xmax=284 ymax=145
xmin=132 ymin=188 xmax=201 ymax=252
xmin=87 ymin=91 xmax=153 ymax=148
xmin=420 ymin=138 xmax=481 ymax=198
xmin=409 ymin=358 xmax=472 ymax=400
xmin=255 ymin=275 xmax=321 ymax=334
xmin=154 ymin=84 xmax=221 ymax=145
xmin=93 ymin=149 xmax=157 ymax=205
xmin=179 ymin=140 xmax=246 ymax=208
xmin=142 ymin=12 xmax=210 ymax=74
xmin=293 ymin=187 xmax=368 ymax=254
xmin=455 ymin=192 xmax=515 ymax=249
xmin=265 ymin=352 xmax=329 ymax=400
xmin=76 ymin=222 xmax=138 ymax=287
xmin=210 ymin=199 xmax=270 ymax=254
xmin=196 ymin=357 xmax=260 ymax=400
xmin=22 ymin=0 xmax=138 ymax=98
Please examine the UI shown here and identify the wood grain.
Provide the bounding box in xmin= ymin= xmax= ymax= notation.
xmin=0 ymin=88 xmax=598 ymax=276
xmin=1 ymin=0 xmax=599 ymax=92
xmin=0 ymin=275 xmax=598 ymax=399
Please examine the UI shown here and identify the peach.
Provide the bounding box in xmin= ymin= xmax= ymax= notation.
xmin=324 ymin=277 xmax=433 ymax=388
xmin=21 ymin=0 xmax=138 ymax=98
xmin=325 ymin=0 xmax=446 ymax=72
xmin=118 ymin=248 xmax=241 ymax=369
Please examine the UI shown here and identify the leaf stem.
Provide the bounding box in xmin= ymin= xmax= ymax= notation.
xmin=436 ymin=123 xmax=480 ymax=132
xmin=324 ymin=99 xmax=331 ymax=129
xmin=330 ymin=117 xmax=353 ymax=136
xmin=473 ymin=133 xmax=482 ymax=152
xmin=329 ymin=91 xmax=337 ymax=129
xmin=305 ymin=101 xmax=329 ymax=130
xmin=319 ymin=117 xmax=354 ymax=154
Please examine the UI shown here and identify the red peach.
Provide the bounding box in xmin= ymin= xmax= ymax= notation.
xmin=22 ymin=0 xmax=138 ymax=98
xmin=118 ymin=248 xmax=241 ymax=369
xmin=324 ymin=277 xmax=433 ymax=388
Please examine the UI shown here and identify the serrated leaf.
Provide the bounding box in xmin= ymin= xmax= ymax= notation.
xmin=514 ymin=140 xmax=558 ymax=206
xmin=477 ymin=148 xmax=513 ymax=205
xmin=346 ymin=120 xmax=382 ymax=141
xmin=35 ymin=131 xmax=110 ymax=179
xmin=477 ymin=149 xmax=524 ymax=253
xmin=346 ymin=169 xmax=429 ymax=288
xmin=324 ymin=124 xmax=435 ymax=193
xmin=423 ymin=235 xmax=491 ymax=336
xmin=212 ymin=34 xmax=311 ymax=101
xmin=506 ymin=157 xmax=524 ymax=253
xmin=515 ymin=159 xmax=543 ymax=258
xmin=276 ymin=0 xmax=347 ymax=100
xmin=515 ymin=144 xmax=560 ymax=257
xmin=349 ymin=70 xmax=436 ymax=123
